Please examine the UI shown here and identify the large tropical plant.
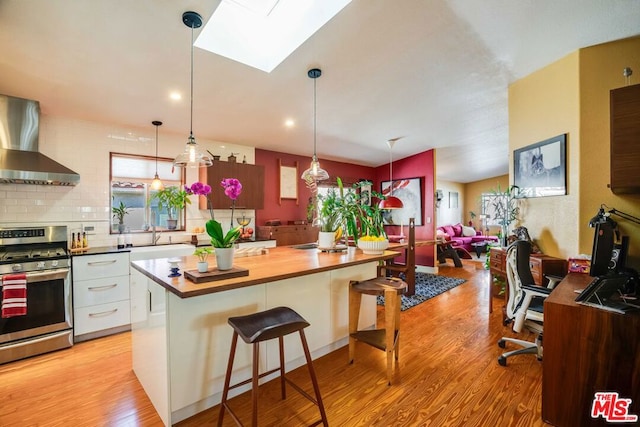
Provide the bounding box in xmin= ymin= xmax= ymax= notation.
xmin=317 ymin=188 xmax=342 ymax=232
xmin=484 ymin=184 xmax=522 ymax=240
xmin=151 ymin=186 xmax=190 ymax=220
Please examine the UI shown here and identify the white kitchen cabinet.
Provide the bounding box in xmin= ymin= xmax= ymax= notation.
xmin=72 ymin=252 xmax=131 ymax=342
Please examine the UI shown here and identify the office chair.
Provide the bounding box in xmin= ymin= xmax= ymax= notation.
xmin=378 ymin=217 xmax=416 ymax=292
xmin=497 ymin=240 xmax=559 ymax=366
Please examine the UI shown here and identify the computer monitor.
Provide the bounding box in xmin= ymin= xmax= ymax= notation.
xmin=590 ymin=222 xmax=615 ymax=277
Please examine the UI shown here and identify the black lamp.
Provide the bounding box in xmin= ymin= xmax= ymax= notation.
xmin=589 ymin=204 xmax=640 ymax=228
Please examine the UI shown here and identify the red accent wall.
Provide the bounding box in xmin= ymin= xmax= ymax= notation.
xmin=374 ymin=150 xmax=436 ymax=267
xmin=255 ymin=149 xmax=375 ymax=225
xmin=255 ymin=148 xmax=436 ymax=267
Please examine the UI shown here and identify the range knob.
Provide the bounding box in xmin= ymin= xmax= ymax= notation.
xmin=51 ymin=260 xmax=59 ymax=268
xmin=11 ymin=264 xmax=22 ymax=272
xmin=37 ymin=261 xmax=46 ymax=269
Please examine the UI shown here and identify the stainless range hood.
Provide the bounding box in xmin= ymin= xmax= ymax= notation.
xmin=0 ymin=95 xmax=80 ymax=186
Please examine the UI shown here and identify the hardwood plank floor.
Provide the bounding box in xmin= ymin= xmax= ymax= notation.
xmin=0 ymin=259 xmax=545 ymax=426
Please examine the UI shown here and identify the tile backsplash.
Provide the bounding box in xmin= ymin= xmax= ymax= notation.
xmin=0 ymin=115 xmax=255 ymax=249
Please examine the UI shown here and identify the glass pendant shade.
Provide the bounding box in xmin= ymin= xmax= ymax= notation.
xmin=173 ymin=11 xmax=213 ymax=168
xmin=301 ymin=155 xmax=329 ymax=181
xmin=300 ymin=68 xmax=329 ymax=181
xmin=150 ymin=120 xmax=164 ymax=190
xmin=174 ymin=134 xmax=213 ymax=168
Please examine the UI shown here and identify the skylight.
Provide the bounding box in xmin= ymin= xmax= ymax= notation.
xmin=195 ymin=0 xmax=352 ymax=73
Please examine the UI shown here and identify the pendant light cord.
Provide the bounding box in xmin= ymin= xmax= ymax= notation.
xmin=155 ymin=125 xmax=159 ymax=172
xmin=389 ymin=146 xmax=393 ymax=195
xmin=189 ymin=22 xmax=195 ymax=139
xmin=313 ymin=76 xmax=317 ymax=158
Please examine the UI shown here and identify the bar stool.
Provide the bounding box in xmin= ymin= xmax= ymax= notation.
xmin=218 ymin=306 xmax=329 ymax=427
xmin=349 ymin=276 xmax=407 ymax=385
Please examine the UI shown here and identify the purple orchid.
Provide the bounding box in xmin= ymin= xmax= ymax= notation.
xmin=185 ymin=181 xmax=215 ymax=220
xmin=221 ymin=178 xmax=242 ymax=200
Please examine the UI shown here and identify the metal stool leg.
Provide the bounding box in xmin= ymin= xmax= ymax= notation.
xmin=384 ymin=287 xmax=398 ymax=386
xmin=279 ymin=335 xmax=286 ymax=400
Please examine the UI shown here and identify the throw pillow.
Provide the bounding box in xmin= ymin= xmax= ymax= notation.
xmin=462 ymin=225 xmax=476 ymax=237
xmin=443 ymin=225 xmax=455 ymax=237
xmin=452 ymin=223 xmax=463 ymax=237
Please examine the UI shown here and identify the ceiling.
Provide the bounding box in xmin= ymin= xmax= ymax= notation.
xmin=1 ymin=0 xmax=639 ymax=183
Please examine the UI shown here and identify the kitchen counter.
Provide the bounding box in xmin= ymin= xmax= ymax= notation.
xmin=131 ymin=246 xmax=397 ymax=298
xmin=129 ymin=246 xmax=397 ymax=425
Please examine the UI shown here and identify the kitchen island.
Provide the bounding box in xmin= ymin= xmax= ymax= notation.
xmin=130 ymin=246 xmax=397 ymax=425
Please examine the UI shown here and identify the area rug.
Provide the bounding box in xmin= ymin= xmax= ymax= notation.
xmin=376 ymin=273 xmax=466 ymax=311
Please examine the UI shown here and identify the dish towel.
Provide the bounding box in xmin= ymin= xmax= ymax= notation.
xmin=2 ymin=273 xmax=27 ymax=318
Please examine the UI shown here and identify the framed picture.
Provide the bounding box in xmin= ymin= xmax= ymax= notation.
xmin=380 ymin=177 xmax=423 ymax=225
xmin=514 ymin=134 xmax=567 ymax=198
xmin=359 ymin=182 xmax=372 ymax=206
xmin=449 ymin=191 xmax=458 ymax=208
xmin=278 ymin=160 xmax=298 ymax=204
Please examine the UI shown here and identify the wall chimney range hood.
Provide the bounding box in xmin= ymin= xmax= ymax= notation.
xmin=0 ymin=95 xmax=80 ymax=186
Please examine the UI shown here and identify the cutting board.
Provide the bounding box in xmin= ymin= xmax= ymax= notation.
xmin=184 ymin=266 xmax=249 ymax=283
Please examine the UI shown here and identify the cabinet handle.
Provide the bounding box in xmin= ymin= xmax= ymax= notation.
xmin=87 ymin=283 xmax=118 ymax=291
xmin=87 ymin=260 xmax=117 ymax=267
xmin=88 ymin=308 xmax=118 ymax=317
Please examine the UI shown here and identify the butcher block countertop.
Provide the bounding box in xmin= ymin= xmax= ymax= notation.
xmin=131 ymin=246 xmax=398 ymax=299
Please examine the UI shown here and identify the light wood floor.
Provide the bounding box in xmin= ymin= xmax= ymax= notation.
xmin=0 ymin=260 xmax=546 ymax=426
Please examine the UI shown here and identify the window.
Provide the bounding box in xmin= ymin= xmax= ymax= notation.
xmin=110 ymin=153 xmax=185 ymax=233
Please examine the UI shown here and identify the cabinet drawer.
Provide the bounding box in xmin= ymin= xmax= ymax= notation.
xmin=73 ymin=252 xmax=129 ymax=280
xmin=74 ymin=300 xmax=130 ymax=336
xmin=73 ymin=275 xmax=130 ymax=308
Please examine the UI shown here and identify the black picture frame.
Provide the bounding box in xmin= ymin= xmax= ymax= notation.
xmin=380 ymin=177 xmax=423 ymax=225
xmin=514 ymin=134 xmax=567 ymax=198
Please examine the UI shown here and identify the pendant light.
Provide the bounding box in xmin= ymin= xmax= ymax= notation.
xmin=173 ymin=11 xmax=213 ymax=168
xmin=301 ymin=68 xmax=329 ymax=181
xmin=378 ymin=138 xmax=404 ymax=210
xmin=150 ymin=120 xmax=164 ymax=190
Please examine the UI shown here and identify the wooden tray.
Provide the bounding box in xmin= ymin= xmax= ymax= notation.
xmin=184 ymin=267 xmax=249 ymax=283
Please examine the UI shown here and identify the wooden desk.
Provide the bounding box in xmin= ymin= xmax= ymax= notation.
xmin=488 ymin=247 xmax=567 ymax=315
xmin=542 ymin=273 xmax=640 ymax=426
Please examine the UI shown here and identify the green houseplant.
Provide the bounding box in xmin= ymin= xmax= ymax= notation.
xmin=151 ymin=186 xmax=191 ymax=229
xmin=112 ymin=200 xmax=129 ymax=234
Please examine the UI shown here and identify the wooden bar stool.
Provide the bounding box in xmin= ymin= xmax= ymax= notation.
xmin=348 ymin=277 xmax=407 ymax=385
xmin=218 ymin=306 xmax=328 ymax=427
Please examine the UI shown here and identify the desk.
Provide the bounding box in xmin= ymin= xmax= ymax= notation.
xmin=488 ymin=247 xmax=567 ymax=315
xmin=542 ymin=273 xmax=640 ymax=426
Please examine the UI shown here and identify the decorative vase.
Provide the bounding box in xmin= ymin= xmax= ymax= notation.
xmin=167 ymin=219 xmax=178 ymax=230
xmin=197 ymin=261 xmax=209 ymax=273
xmin=215 ymin=247 xmax=234 ymax=271
xmin=318 ymin=231 xmax=336 ymax=249
xmin=117 ymin=223 xmax=126 ymax=234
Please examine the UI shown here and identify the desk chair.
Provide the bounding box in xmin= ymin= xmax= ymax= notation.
xmin=378 ymin=218 xmax=416 ymax=294
xmin=497 ymin=240 xmax=559 ymax=366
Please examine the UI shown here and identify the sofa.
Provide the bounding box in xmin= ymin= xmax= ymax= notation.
xmin=437 ymin=223 xmax=499 ymax=253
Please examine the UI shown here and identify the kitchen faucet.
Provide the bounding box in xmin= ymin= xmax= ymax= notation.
xmin=151 ymin=224 xmax=161 ymax=245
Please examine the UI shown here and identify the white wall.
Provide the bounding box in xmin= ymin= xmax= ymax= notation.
xmin=0 ymin=115 xmax=255 ymax=248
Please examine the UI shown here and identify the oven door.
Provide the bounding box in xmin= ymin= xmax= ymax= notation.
xmin=0 ymin=268 xmax=72 ymax=344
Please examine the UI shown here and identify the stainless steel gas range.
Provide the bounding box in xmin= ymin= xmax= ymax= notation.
xmin=0 ymin=225 xmax=73 ymax=364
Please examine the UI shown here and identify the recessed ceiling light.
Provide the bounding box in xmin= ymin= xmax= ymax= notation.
xmin=195 ymin=0 xmax=352 ymax=73
xmin=284 ymin=119 xmax=295 ymax=128
xmin=169 ymin=92 xmax=182 ymax=101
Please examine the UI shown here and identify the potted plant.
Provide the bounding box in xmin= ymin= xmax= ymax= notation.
xmin=485 ymin=184 xmax=522 ymax=245
xmin=316 ymin=187 xmax=342 ymax=248
xmin=194 ymin=247 xmax=213 ymax=273
xmin=204 ymin=178 xmax=243 ymax=271
xmin=151 ymin=186 xmax=191 ymax=230
xmin=112 ymin=200 xmax=129 ymax=234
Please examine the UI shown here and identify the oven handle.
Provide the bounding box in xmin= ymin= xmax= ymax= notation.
xmin=15 ymin=268 xmax=70 ymax=284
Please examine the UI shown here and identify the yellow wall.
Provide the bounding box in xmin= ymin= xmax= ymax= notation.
xmin=579 ymin=36 xmax=640 ymax=268
xmin=509 ymin=35 xmax=640 ymax=270
xmin=435 ymin=180 xmax=465 ymax=226
xmin=509 ymin=52 xmax=581 ymax=258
